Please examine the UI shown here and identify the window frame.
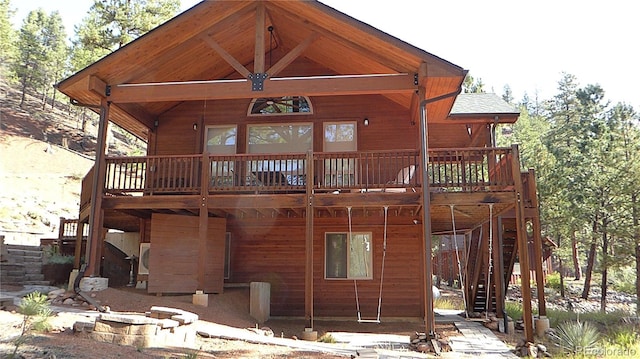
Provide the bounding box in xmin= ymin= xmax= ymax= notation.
xmin=247 ymin=96 xmax=313 ymax=116
xmin=324 ymin=231 xmax=373 ymax=280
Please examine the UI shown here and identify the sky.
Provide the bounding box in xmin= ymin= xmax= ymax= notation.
xmin=11 ymin=0 xmax=640 ymax=110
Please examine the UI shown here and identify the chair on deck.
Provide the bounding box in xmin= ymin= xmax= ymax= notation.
xmin=361 ymin=164 xmax=417 ymax=193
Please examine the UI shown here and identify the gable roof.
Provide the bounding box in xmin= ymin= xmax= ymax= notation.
xmin=57 ymin=0 xmax=467 ymax=140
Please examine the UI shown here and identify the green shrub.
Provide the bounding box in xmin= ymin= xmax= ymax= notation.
xmin=318 ymin=333 xmax=336 ymax=343
xmin=549 ymin=320 xmax=601 ymax=356
xmin=609 ymin=267 xmax=636 ymax=294
xmin=505 ymin=301 xmax=523 ymax=321
xmin=545 ymin=272 xmax=563 ymax=291
xmin=45 ymin=254 xmax=75 ymax=265
xmin=607 ymin=327 xmax=639 ymax=349
xmin=434 ymin=297 xmax=464 ymax=310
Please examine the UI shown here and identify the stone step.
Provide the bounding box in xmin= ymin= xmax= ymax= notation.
xmin=6 ymin=245 xmax=43 ymax=251
xmin=24 ymin=266 xmax=43 ymax=274
xmin=1 ymin=270 xmax=25 ymax=276
xmin=25 ymin=274 xmax=45 ymax=281
xmin=1 ymin=275 xmax=25 ymax=283
xmin=23 ymin=280 xmax=51 ymax=286
xmin=7 ymin=249 xmax=43 ymax=258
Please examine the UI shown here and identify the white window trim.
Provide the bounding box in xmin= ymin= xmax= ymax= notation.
xmin=324 ymin=231 xmax=373 ymax=280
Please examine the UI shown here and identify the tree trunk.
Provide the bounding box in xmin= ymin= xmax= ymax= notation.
xmin=581 ymin=215 xmax=599 ymax=299
xmin=557 ymin=234 xmax=565 ymax=298
xmin=19 ymin=77 xmax=28 ymax=108
xmin=571 ymin=230 xmax=582 ymax=280
xmin=633 ymin=193 xmax=640 ymax=316
xmin=600 ymin=219 xmax=608 ymax=312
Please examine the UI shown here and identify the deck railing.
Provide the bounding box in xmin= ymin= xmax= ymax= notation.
xmin=92 ymin=147 xmax=516 ymax=195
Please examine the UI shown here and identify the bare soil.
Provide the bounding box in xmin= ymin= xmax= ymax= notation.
xmin=1 ymin=286 xmax=454 ymax=358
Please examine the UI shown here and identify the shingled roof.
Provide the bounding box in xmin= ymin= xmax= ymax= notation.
xmin=451 ymin=93 xmax=519 ymax=116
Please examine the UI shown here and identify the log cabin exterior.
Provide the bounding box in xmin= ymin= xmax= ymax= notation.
xmin=56 ymin=0 xmax=545 ymax=339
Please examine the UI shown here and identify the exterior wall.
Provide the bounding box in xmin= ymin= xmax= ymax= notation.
xmin=152 ymin=95 xmax=416 ymax=156
xmin=148 ymin=213 xmax=226 ymax=294
xmin=227 ymin=215 xmax=424 ymax=318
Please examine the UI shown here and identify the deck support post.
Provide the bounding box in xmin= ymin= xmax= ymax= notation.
xmin=418 ymin=90 xmax=435 ymax=336
xmin=528 ymin=169 xmax=547 ymax=317
xmin=85 ymin=99 xmax=110 ymax=277
xmin=511 ymin=145 xmax=534 ymax=342
xmin=197 ymin=152 xmax=210 ymax=291
xmin=491 ymin=215 xmax=504 ymax=315
xmin=304 ymin=150 xmax=314 ymax=328
xmin=73 ymin=221 xmax=85 ymax=269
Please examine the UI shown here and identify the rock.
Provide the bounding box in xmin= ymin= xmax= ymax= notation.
xmin=48 ymin=288 xmax=66 ymax=297
xmin=63 ymin=298 xmax=74 ymax=305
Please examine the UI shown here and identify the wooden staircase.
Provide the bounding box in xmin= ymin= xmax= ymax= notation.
xmin=465 ymin=218 xmax=518 ymax=314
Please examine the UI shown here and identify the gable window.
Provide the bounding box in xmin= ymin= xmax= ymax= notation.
xmin=248 ymin=96 xmax=312 ymax=115
xmin=325 ymin=232 xmax=372 ymax=280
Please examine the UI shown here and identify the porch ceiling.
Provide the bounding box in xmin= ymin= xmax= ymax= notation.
xmin=56 ymin=0 xmax=466 ymax=141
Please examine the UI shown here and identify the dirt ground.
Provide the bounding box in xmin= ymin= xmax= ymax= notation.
xmin=0 ymin=286 xmax=456 ymax=358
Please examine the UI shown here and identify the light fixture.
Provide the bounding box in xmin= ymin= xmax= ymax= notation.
xmin=363 ymin=118 xmax=369 ymax=126
xmin=193 ymin=123 xmax=198 ymax=131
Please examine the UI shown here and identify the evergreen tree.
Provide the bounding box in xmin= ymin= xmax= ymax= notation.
xmin=72 ymin=0 xmax=179 ymax=70
xmin=40 ymin=11 xmax=68 ymax=109
xmin=13 ymin=9 xmax=48 ymax=108
xmin=0 ymin=0 xmax=16 ymax=67
xmin=462 ymin=74 xmax=485 ymax=93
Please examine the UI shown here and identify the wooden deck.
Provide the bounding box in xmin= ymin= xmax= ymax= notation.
xmin=80 ymin=147 xmax=520 ymax=234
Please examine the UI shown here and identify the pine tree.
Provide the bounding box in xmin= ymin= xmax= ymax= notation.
xmin=0 ymin=0 xmax=16 ymax=67
xmin=13 ymin=9 xmax=48 ymax=108
xmin=71 ymin=0 xmax=179 ymax=71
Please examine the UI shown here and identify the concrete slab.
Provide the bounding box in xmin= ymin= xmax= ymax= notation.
xmin=448 ymin=321 xmax=517 ymax=358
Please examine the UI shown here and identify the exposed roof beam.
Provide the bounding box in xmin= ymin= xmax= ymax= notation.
xmin=201 ymin=35 xmax=251 ymax=78
xmin=267 ymin=32 xmax=318 ymax=77
xmin=107 ymin=73 xmax=416 ymax=103
xmin=254 ymin=2 xmax=266 ymax=73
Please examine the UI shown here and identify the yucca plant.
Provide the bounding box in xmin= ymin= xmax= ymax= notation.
xmin=549 ymin=320 xmax=601 ymax=356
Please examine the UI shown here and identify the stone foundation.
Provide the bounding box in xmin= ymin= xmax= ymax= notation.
xmin=79 ymin=307 xmax=198 ymax=349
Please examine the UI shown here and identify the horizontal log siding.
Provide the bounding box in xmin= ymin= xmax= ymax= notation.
xmin=156 ymin=93 xmax=415 ymax=156
xmin=148 ymin=213 xmax=226 ymax=294
xmin=227 ymin=215 xmax=422 ymax=318
xmin=313 ymin=216 xmax=423 ymax=318
xmin=227 ymin=218 xmax=306 ymax=316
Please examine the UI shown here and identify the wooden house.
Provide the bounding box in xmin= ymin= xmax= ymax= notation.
xmin=56 ymin=0 xmax=546 ymax=339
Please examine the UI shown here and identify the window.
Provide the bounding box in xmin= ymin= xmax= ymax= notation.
xmin=247 ymin=123 xmax=312 ymax=185
xmin=325 ymin=232 xmax=373 ymax=279
xmin=323 ymin=122 xmax=357 ymax=186
xmin=248 ymin=96 xmax=312 ymax=115
xmin=206 ymin=126 xmax=237 ymax=186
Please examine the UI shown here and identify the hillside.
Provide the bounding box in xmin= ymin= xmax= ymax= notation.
xmin=0 ymin=78 xmax=143 ymax=244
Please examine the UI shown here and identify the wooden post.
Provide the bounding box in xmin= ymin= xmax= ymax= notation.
xmin=304 ymin=150 xmax=314 ymax=328
xmin=528 ymin=168 xmax=547 ymax=316
xmin=418 ymin=86 xmax=435 ymax=335
xmin=511 ymin=144 xmax=534 ymax=342
xmin=197 ymin=151 xmax=210 ymax=290
xmin=492 ymin=216 xmax=504 ymax=316
xmin=85 ymin=99 xmax=110 ymax=276
xmin=73 ymin=221 xmax=84 ymax=269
